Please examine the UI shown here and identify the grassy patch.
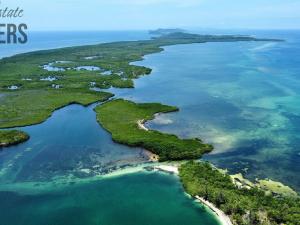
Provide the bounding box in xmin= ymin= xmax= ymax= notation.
xmin=95 ymin=99 xmax=213 ymax=161
xmin=179 ymin=161 xmax=300 ymax=225
xmin=0 ymin=90 xmax=113 ymax=128
xmin=0 ymin=130 xmax=29 ymax=147
xmin=258 ymin=179 xmax=298 ymax=198
xmin=231 ymin=173 xmax=298 ymax=198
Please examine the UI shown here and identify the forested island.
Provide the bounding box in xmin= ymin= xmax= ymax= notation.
xmin=0 ymin=31 xmax=297 ymax=225
xmin=0 ymin=130 xmax=29 ymax=147
xmin=149 ymin=28 xmax=185 ymax=35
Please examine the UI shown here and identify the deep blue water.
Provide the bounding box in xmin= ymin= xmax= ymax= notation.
xmin=0 ymin=31 xmax=150 ymax=59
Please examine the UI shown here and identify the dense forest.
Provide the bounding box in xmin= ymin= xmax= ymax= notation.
xmin=179 ymin=161 xmax=300 ymax=225
xmin=95 ymin=99 xmax=213 ymax=161
xmin=0 ymin=130 xmax=29 ymax=147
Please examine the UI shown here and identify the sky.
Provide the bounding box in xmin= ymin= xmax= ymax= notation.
xmin=2 ymin=0 xmax=300 ymax=31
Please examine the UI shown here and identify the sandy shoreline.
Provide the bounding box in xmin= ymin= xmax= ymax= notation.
xmin=154 ymin=165 xmax=179 ymax=174
xmin=1 ymin=161 xmax=232 ymax=225
xmin=137 ymin=119 xmax=149 ymax=131
xmin=155 ymin=165 xmax=233 ymax=225
xmin=195 ymin=196 xmax=233 ymax=225
xmin=136 ymin=119 xmax=232 ymax=225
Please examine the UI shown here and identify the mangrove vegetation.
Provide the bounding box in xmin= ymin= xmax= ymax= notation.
xmin=0 ymin=130 xmax=29 ymax=147
xmin=179 ymin=161 xmax=300 ymax=225
xmin=95 ymin=99 xmax=213 ymax=161
xmin=0 ymin=32 xmax=276 ymax=129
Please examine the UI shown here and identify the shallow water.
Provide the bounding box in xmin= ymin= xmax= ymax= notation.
xmin=112 ymin=30 xmax=300 ymax=191
xmin=0 ymin=103 xmax=148 ymax=183
xmin=0 ymin=172 xmax=220 ymax=225
xmin=75 ymin=66 xmax=101 ymax=71
xmin=43 ymin=63 xmax=66 ymax=72
xmin=0 ymin=103 xmax=220 ymax=225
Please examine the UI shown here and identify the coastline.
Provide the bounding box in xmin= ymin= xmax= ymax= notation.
xmin=137 ymin=119 xmax=149 ymax=131
xmin=0 ymin=130 xmax=30 ymax=148
xmin=0 ymin=162 xmax=233 ymax=225
xmin=195 ymin=196 xmax=233 ymax=225
xmin=154 ymin=165 xmax=232 ymax=225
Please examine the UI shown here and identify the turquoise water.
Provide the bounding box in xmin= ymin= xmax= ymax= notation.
xmin=112 ymin=30 xmax=300 ymax=191
xmin=0 ymin=103 xmax=148 ymax=183
xmin=0 ymin=102 xmax=220 ymax=225
xmin=0 ymin=172 xmax=220 ymax=225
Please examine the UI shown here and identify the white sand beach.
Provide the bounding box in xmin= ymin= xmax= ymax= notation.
xmin=154 ymin=164 xmax=233 ymax=225
xmin=137 ymin=120 xmax=149 ymax=131
xmin=195 ymin=196 xmax=233 ymax=225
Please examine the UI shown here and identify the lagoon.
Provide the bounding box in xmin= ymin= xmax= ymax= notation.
xmin=0 ymin=103 xmax=148 ymax=183
xmin=0 ymin=102 xmax=221 ymax=225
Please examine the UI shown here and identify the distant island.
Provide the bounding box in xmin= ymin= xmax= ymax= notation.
xmin=149 ymin=28 xmax=186 ymax=35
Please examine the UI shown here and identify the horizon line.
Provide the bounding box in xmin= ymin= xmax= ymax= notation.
xmin=27 ymin=27 xmax=300 ymax=32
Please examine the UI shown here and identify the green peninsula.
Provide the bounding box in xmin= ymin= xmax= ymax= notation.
xmin=0 ymin=32 xmax=277 ymax=129
xmin=0 ymin=90 xmax=113 ymax=128
xmin=0 ymin=130 xmax=29 ymax=147
xmin=95 ymin=99 xmax=213 ymax=161
xmin=179 ymin=161 xmax=300 ymax=225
